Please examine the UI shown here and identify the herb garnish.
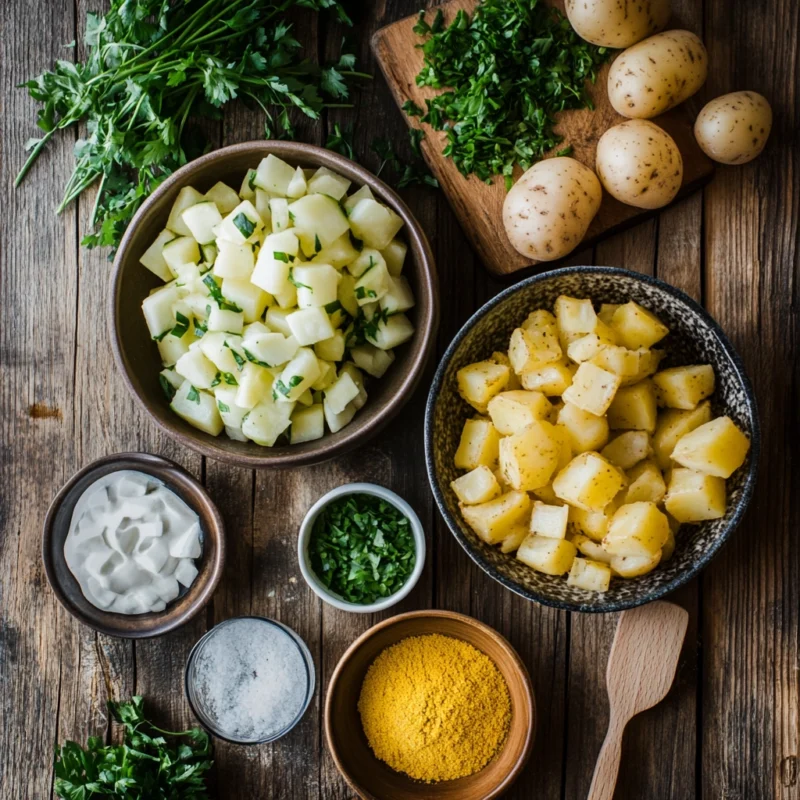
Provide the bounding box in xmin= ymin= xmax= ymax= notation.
xmin=203 ymin=274 xmax=241 ymax=312
xmin=159 ymin=374 xmax=177 ymax=401
xmin=232 ymin=212 xmax=255 ymax=239
xmin=274 ymin=375 xmax=303 ymax=397
xmin=218 ymin=400 xmax=231 ymax=413
xmin=289 ymin=267 xmax=312 ymax=290
xmin=273 ymin=251 xmax=295 ymax=263
xmin=187 ymin=386 xmax=201 ymax=403
xmin=243 ymin=347 xmax=270 ymax=368
xmin=309 ymin=493 xmax=415 ymax=604
xmin=326 ymin=122 xmax=355 ymax=159
xmin=169 ymin=311 xmax=191 ymax=339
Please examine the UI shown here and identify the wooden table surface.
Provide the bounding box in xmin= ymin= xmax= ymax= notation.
xmin=1 ymin=1 xmax=797 ymax=798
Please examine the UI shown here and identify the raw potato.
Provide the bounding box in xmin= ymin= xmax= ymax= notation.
xmin=607 ymin=30 xmax=708 ymax=119
xmin=461 ymin=491 xmax=532 ymax=545
xmin=502 ymin=158 xmax=602 ymax=261
xmin=596 ymin=120 xmax=683 ymax=209
xmin=694 ymin=91 xmax=772 ymax=165
xmin=565 ymin=0 xmax=671 ymax=48
xmin=664 ymin=468 xmax=726 ymax=522
xmin=671 ymin=416 xmax=750 ymax=478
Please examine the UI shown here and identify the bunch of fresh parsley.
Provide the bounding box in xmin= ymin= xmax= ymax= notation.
xmin=54 ymin=696 xmax=213 ymax=799
xmin=17 ymin=0 xmax=362 ymax=252
xmin=410 ymin=0 xmax=613 ymax=188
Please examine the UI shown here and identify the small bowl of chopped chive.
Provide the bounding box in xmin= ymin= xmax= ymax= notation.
xmin=298 ymin=483 xmax=425 ymax=613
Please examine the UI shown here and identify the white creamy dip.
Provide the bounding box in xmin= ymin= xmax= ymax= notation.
xmin=64 ymin=470 xmax=202 ymax=614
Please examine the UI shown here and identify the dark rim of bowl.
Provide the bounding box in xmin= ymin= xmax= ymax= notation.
xmin=424 ymin=265 xmax=761 ymax=614
xmin=184 ymin=616 xmax=316 ymax=745
xmin=109 ymin=141 xmax=439 ymax=469
xmin=42 ymin=452 xmax=225 ymax=637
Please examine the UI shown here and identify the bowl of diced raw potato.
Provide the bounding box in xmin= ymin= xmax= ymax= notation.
xmin=425 ymin=266 xmax=759 ymax=612
xmin=111 ymin=141 xmax=438 ymax=468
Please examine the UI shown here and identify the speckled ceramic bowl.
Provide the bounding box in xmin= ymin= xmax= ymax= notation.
xmin=425 ymin=266 xmax=759 ymax=613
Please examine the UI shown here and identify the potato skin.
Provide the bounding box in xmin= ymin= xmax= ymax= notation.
xmin=694 ymin=91 xmax=772 ymax=164
xmin=596 ymin=120 xmax=683 ymax=209
xmin=608 ymin=30 xmax=708 ymax=119
xmin=503 ymin=157 xmax=602 ymax=261
xmin=566 ymin=0 xmax=671 ymax=49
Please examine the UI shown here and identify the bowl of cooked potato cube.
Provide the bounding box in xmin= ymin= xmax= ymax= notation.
xmin=111 ymin=142 xmax=437 ymax=467
xmin=425 ymin=266 xmax=759 ymax=612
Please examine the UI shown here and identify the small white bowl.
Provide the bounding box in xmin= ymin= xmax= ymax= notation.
xmin=297 ymin=483 xmax=426 ymax=613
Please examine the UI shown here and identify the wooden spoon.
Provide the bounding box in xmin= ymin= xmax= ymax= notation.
xmin=587 ymin=601 xmax=689 ymax=800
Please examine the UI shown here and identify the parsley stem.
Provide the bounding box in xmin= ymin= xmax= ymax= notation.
xmin=14 ymin=128 xmax=57 ymax=187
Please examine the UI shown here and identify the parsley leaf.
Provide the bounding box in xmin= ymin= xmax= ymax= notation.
xmin=289 ymin=267 xmax=312 ymax=290
xmin=232 ymin=212 xmax=255 ymax=239
xmin=203 ymin=274 xmax=241 ymax=312
xmin=187 ymin=386 xmax=201 ymax=403
xmin=326 ymin=122 xmax=354 ymax=159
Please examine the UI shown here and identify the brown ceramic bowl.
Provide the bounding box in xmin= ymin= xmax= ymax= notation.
xmin=110 ymin=142 xmax=438 ymax=468
xmin=325 ymin=610 xmax=535 ymax=800
xmin=42 ymin=453 xmax=225 ymax=638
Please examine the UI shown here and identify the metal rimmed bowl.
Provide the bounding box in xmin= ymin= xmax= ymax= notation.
xmin=110 ymin=141 xmax=438 ymax=469
xmin=425 ymin=266 xmax=760 ymax=613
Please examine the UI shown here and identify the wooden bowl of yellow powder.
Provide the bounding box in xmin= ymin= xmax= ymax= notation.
xmin=324 ymin=610 xmax=535 ymax=799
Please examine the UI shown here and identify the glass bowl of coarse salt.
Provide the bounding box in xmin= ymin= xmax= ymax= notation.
xmin=184 ymin=616 xmax=315 ymax=744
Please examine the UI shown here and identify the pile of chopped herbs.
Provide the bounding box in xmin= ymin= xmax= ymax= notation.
xmin=309 ymin=493 xmax=416 ymax=604
xmin=17 ymin=0 xmax=361 ymax=253
xmin=53 ymin=696 xmax=213 ymax=799
xmin=410 ymin=0 xmax=613 ymax=188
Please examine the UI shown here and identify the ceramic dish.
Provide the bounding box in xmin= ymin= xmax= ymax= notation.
xmin=42 ymin=452 xmax=225 ymax=638
xmin=325 ymin=610 xmax=535 ymax=800
xmin=425 ymin=266 xmax=759 ymax=613
xmin=298 ymin=483 xmax=425 ymax=613
xmin=110 ymin=141 xmax=438 ymax=469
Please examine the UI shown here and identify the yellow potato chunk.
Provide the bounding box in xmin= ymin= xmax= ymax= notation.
xmin=520 ymin=359 xmax=575 ymax=396
xmin=567 ymin=333 xmax=612 ymax=363
xmin=521 ymin=309 xmax=558 ymax=333
xmin=623 ymin=459 xmax=667 ymax=504
xmin=555 ymin=296 xmax=598 ymax=336
xmin=567 ymin=558 xmax=612 ymax=592
xmin=454 ymin=418 xmax=500 ymax=471
xmin=611 ymin=550 xmax=662 ymax=578
xmin=460 ymin=491 xmax=532 ymax=545
xmin=661 ymin=528 xmax=676 ymax=561
xmin=601 ymin=431 xmax=652 ymax=469
xmin=568 ymin=506 xmax=612 ymax=542
xmin=508 ymin=327 xmax=561 ymax=374
xmin=572 ymin=533 xmax=613 ymax=563
xmin=607 ymin=379 xmax=657 ymax=432
xmin=562 ymin=362 xmax=621 ymax=416
xmin=532 ymin=483 xmax=560 ymax=504
xmin=653 ymin=365 xmax=715 ymax=409
xmin=490 ymin=351 xmax=521 ymax=389
xmin=590 ymin=345 xmax=641 ymax=383
xmin=652 ymin=401 xmax=713 ymax=469
xmin=457 ymin=360 xmax=510 ymax=413
xmin=530 ymin=501 xmax=569 ymax=539
xmin=499 ymin=419 xmax=561 ymax=491
xmin=553 ymin=451 xmax=627 ymax=511
xmin=664 ymin=468 xmax=726 ymax=522
xmin=516 ymin=534 xmax=577 ymax=576
xmin=450 ymin=465 xmax=501 ymax=505
xmin=610 ymin=301 xmax=669 ymax=349
xmin=557 ymin=402 xmax=609 ymax=453
xmin=624 ymin=348 xmax=665 ymax=386
xmin=671 ymin=415 xmax=750 ymax=478
xmin=603 ymin=501 xmax=669 ymax=558
xmin=551 ymin=424 xmax=574 ymax=471
xmin=499 ymin=522 xmax=529 ymax=554
xmin=487 ymin=390 xmax=552 ymax=435
xmin=598 ymin=303 xmax=621 ymax=325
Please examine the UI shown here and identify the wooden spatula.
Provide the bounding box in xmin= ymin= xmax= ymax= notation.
xmin=587 ymin=601 xmax=689 ymax=800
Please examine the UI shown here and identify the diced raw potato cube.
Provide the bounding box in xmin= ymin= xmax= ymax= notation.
xmin=652 ymin=401 xmax=713 ymax=469
xmin=312 ymin=360 xmax=336 ymax=391
xmin=221 ymin=278 xmax=269 ymax=323
xmin=671 ymin=416 xmax=750 ymax=478
xmin=653 ymin=365 xmax=716 ymax=409
xmin=521 ymin=309 xmax=558 ymax=333
xmin=461 ymin=491 xmax=532 ymax=545
xmin=314 ymin=330 xmax=345 ymax=362
xmin=286 ymin=166 xmax=307 ymax=199
xmin=242 ymin=397 xmax=294 ymax=446
xmin=307 ymin=166 xmax=351 ymax=200
xmin=567 ymin=333 xmax=609 ymax=363
xmin=553 ymin=452 xmax=627 ymax=511
xmin=487 ymin=390 xmax=552 ymax=435
xmin=610 ymin=302 xmax=669 ymax=349
xmin=140 ymin=229 xmax=176 ymax=281
xmin=349 ymin=343 xmax=395 ymax=378
xmin=142 ymin=284 xmax=181 ymax=339
xmin=264 ymin=306 xmax=293 ymax=336
xmin=158 ymin=328 xmax=192 ymax=367
xmin=235 ymin=362 xmax=273 ymax=409
xmin=499 ymin=523 xmax=528 ymax=554
xmin=242 ymin=332 xmax=297 ymax=368
xmin=239 ymin=169 xmax=258 ymax=200
xmin=601 ymin=431 xmax=653 ymax=469
xmin=199 ymin=332 xmax=241 ymax=374
xmin=292 ymin=263 xmax=341 ymax=309
xmin=597 ymin=303 xmax=620 ymax=325
xmin=205 ymin=181 xmax=240 ymax=214
xmin=335 ymin=273 xmax=358 ymax=317
xmin=348 ymin=248 xmax=385 ymax=278
xmin=593 ymin=318 xmax=620 ymax=344
xmin=555 ymin=295 xmax=597 ymax=340
xmin=286 ymin=307 xmax=335 ymax=346
xmin=516 ymin=534 xmax=577 ymax=575
xmin=489 ymin=351 xmax=521 ymax=390
xmin=456 ymin=361 xmax=510 ymax=413
xmin=567 ymin=558 xmax=612 ymax=592
xmin=607 ymin=379 xmax=657 ymax=431
xmin=454 ymin=418 xmax=501 ymax=470
xmin=174 ymin=262 xmax=203 ymax=293
xmin=312 ymin=233 xmax=360 ymax=268
xmin=251 ymin=231 xmax=300 ymax=294
xmin=624 ymin=459 xmax=667 ymax=504
xmin=355 ymin=261 xmax=391 ymax=305
xmin=623 ymin=348 xmax=664 ymax=386
xmin=661 ymin=527 xmax=676 ymax=560
xmin=348 ymin=198 xmax=404 ymax=249
xmin=569 ymin=507 xmax=612 ymax=542
xmin=323 ymin=397 xmax=357 ymax=432
xmin=213 ymin=239 xmax=254 ymax=279
xmin=590 ymin=345 xmax=640 ymax=383
xmin=288 ymin=193 xmax=350 ymax=247
xmin=214 ymin=386 xmax=249 ymax=429
xmin=509 ymin=327 xmax=561 ymax=374
xmin=339 ymin=364 xmax=367 ymax=409
xmin=270 ymin=198 xmax=290 ymax=232
xmin=381 ymin=238 xmax=407 ymax=276
xmin=291 ymin=403 xmax=325 ymax=443
xmin=530 ymin=501 xmax=569 ymax=539
xmin=343 ymin=184 xmax=375 ymax=213
xmin=603 ymin=502 xmax=669 ymax=557
xmin=296 ymin=389 xmax=314 ymax=407
xmin=557 ymin=402 xmax=609 ymax=453
xmin=610 ymin=551 xmax=661 ymax=578
xmin=175 ymin=348 xmax=218 ymax=389
xmin=520 ymin=359 xmax=574 ymax=396
xmin=664 ymin=468 xmax=726 ymax=522
xmin=217 ymin=200 xmax=263 ymax=244
xmin=450 ymin=466 xmax=501 ymax=505
xmin=366 ymin=313 xmax=415 ymax=350
xmin=162 ymin=236 xmax=200 ymax=275
xmin=160 ymin=368 xmax=184 ymax=393
xmin=181 ymin=201 xmax=222 ymax=245
xmin=254 ymin=154 xmax=295 ymax=195
xmin=562 ymin=362 xmax=621 ymax=416
xmin=572 ymin=533 xmax=613 ymax=563
xmin=166 ymin=186 xmax=204 ymax=236
xmin=275 ymin=347 xmax=321 ymax=401
xmin=499 ymin=419 xmax=561 ymax=491
xmin=324 ymin=372 xmax=359 ymax=415
xmin=170 ymin=381 xmax=223 ymax=436
xmin=207 ymin=307 xmax=243 ymax=335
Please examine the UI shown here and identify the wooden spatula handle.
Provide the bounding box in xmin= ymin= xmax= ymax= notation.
xmin=587 ymin=715 xmax=625 ymax=800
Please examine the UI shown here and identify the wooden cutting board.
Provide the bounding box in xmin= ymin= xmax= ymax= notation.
xmin=371 ymin=0 xmax=714 ymax=279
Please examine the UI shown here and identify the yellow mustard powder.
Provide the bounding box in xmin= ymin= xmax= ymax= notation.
xmin=357 ymin=633 xmax=512 ymax=782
